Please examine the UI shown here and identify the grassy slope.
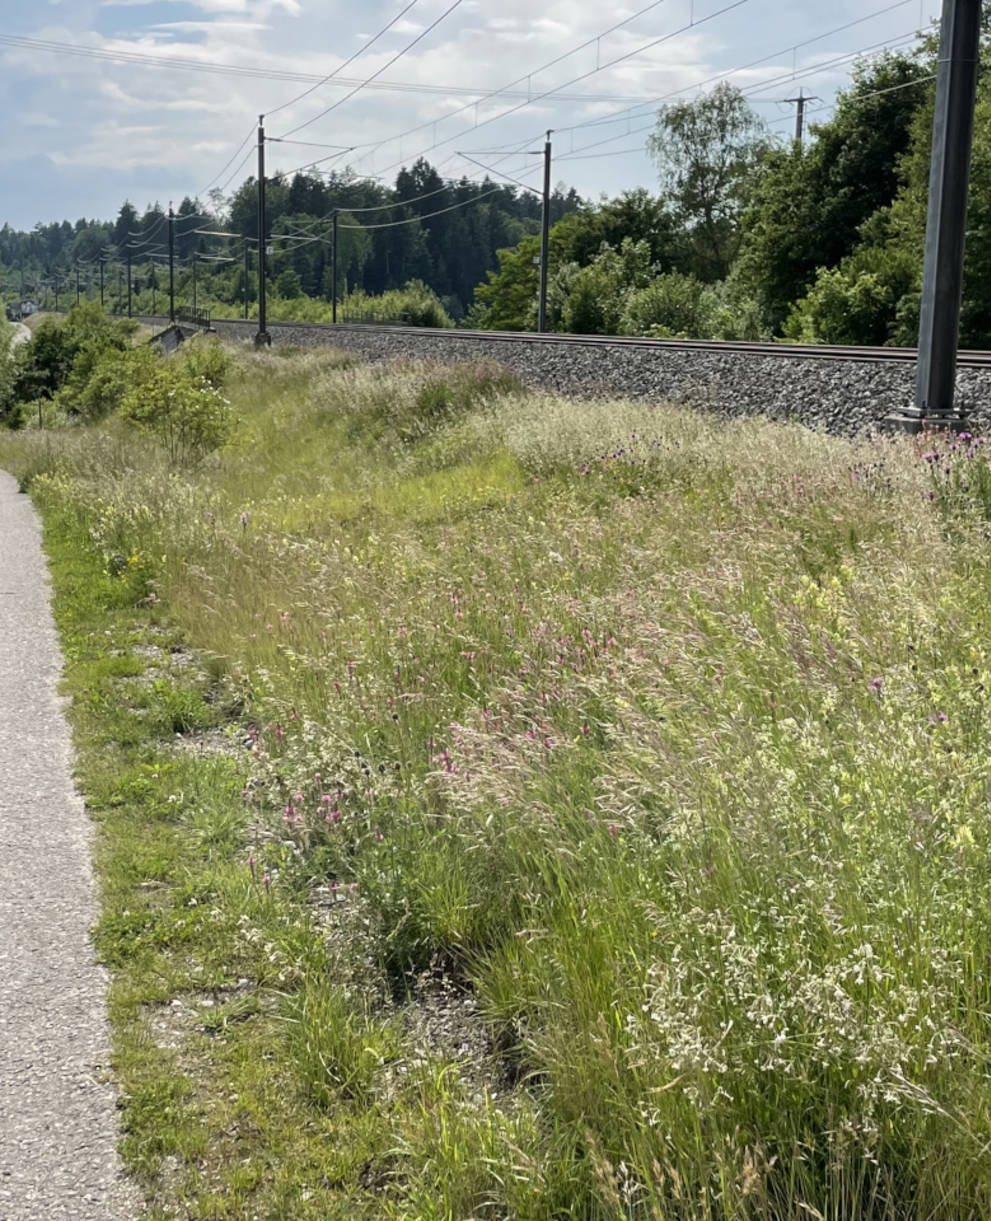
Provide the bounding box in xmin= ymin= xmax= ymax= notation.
xmin=2 ymin=348 xmax=991 ymax=1219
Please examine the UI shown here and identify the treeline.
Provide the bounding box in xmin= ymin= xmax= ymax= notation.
xmin=475 ymin=20 xmax=991 ymax=347
xmin=0 ymin=159 xmax=581 ymax=322
xmin=8 ymin=20 xmax=991 ymax=345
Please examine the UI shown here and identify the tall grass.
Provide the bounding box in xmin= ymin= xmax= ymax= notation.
xmin=4 ymin=348 xmax=991 ymax=1217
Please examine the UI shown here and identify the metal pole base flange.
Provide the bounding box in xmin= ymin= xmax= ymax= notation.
xmin=883 ymin=410 xmax=969 ymax=436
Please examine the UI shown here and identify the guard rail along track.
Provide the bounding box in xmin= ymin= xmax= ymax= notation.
xmin=137 ymin=316 xmax=991 ymax=435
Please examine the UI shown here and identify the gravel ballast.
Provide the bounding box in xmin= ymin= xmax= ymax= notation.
xmin=175 ymin=318 xmax=991 ymax=436
xmin=0 ymin=471 xmax=137 ymax=1219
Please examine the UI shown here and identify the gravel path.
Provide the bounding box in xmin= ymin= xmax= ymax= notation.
xmin=0 ymin=471 xmax=138 ymax=1218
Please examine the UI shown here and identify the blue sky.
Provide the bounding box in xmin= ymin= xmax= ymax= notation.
xmin=0 ymin=0 xmax=943 ymax=230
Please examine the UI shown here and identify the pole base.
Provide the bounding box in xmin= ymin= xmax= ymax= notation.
xmin=254 ymin=330 xmax=271 ymax=347
xmin=883 ymin=410 xmax=969 ymax=436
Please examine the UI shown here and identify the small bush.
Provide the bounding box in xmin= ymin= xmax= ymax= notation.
xmin=179 ymin=336 xmax=231 ymax=388
xmin=121 ymin=364 xmax=235 ymax=467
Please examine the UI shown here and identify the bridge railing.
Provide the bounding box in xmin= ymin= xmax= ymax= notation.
xmin=175 ymin=305 xmax=212 ymax=329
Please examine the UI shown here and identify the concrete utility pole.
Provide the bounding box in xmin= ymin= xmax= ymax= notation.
xmin=168 ymin=205 xmax=176 ymax=323
xmin=783 ymin=88 xmax=818 ymax=144
xmin=909 ymin=0 xmax=981 ymax=428
xmin=126 ymin=249 xmax=132 ymax=318
xmin=256 ymin=115 xmax=270 ymax=346
xmin=99 ymin=259 xmax=105 ymax=309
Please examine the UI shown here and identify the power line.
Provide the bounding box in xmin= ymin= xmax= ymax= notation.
xmin=278 ymin=0 xmax=469 ymax=140
xmin=0 ymin=33 xmax=657 ymax=104
xmin=549 ymin=0 xmax=921 ymax=140
xmin=362 ymin=0 xmax=752 ymax=182
xmin=340 ymin=0 xmax=681 ymax=176
xmin=199 ymin=124 xmax=256 ymax=198
xmin=266 ymin=0 xmax=420 ymax=119
xmin=551 ymin=28 xmax=926 ymax=164
xmin=339 ymin=182 xmax=537 ymax=229
xmin=456 ymin=153 xmax=543 ymax=195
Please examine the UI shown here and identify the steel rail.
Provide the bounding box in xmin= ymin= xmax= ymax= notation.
xmin=202 ymin=317 xmax=991 ymax=369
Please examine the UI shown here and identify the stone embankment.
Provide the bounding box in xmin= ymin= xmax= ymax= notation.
xmin=138 ymin=317 xmax=991 ymax=436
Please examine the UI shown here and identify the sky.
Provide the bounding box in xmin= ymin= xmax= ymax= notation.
xmin=0 ymin=0 xmax=944 ymax=231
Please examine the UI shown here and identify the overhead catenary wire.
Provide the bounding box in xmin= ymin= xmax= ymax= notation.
xmin=0 ymin=33 xmax=660 ymax=105
xmin=361 ymin=0 xmax=753 ymax=183
xmin=278 ymin=0 xmax=468 ymax=140
xmin=340 ymin=0 xmax=681 ymax=176
xmin=199 ymin=124 xmax=257 ymax=198
xmin=339 ymin=178 xmax=542 ymax=230
xmin=265 ymin=0 xmax=421 ymax=119
xmin=551 ymin=27 xmax=928 ymax=163
xmin=548 ymin=0 xmax=924 ymax=140
xmin=456 ymin=153 xmax=543 ymax=195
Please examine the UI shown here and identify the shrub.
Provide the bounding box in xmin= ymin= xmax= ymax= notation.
xmin=59 ymin=345 xmax=160 ymax=422
xmin=178 ymin=335 xmax=231 ymax=388
xmin=783 ymin=247 xmax=918 ymax=345
xmin=620 ymin=271 xmax=712 ymax=338
xmin=121 ymin=364 xmax=234 ymax=467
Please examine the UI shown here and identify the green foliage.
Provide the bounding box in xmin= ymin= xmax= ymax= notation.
xmin=266 ymin=280 xmax=454 ymax=328
xmin=924 ymin=433 xmax=991 ymax=524
xmin=59 ymin=344 xmax=159 ymax=422
xmin=180 ymin=335 xmax=232 ymax=388
xmin=619 ymin=270 xmax=711 ymax=337
xmin=283 ymin=984 xmax=399 ymax=1105
xmin=7 ymin=350 xmax=991 ymax=1215
xmin=1 ymin=304 xmax=145 ymax=425
xmin=120 ymin=362 xmax=234 ymax=467
xmin=559 ymin=238 xmax=655 ymax=335
xmin=783 ymin=246 xmax=918 ymax=345
xmin=737 ymin=50 xmax=931 ymax=333
xmin=648 ymin=81 xmax=771 ymax=281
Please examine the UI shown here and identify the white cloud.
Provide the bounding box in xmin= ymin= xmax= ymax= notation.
xmin=0 ymin=0 xmax=945 ymax=228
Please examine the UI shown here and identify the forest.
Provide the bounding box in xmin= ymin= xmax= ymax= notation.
xmin=4 ymin=21 xmax=991 ymax=344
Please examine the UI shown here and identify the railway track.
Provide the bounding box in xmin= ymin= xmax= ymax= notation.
xmin=203 ymin=317 xmax=991 ymax=370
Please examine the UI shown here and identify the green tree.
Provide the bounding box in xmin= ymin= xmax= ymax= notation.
xmin=648 ymin=82 xmax=770 ymax=281
xmin=736 ymin=50 xmax=929 ymax=333
xmin=559 ymin=238 xmax=655 ymax=335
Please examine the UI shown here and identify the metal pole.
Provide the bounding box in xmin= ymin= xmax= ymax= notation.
xmin=332 ymin=211 xmax=338 ymax=324
xmin=783 ymin=88 xmax=818 ymax=145
xmin=538 ymin=130 xmax=552 ymax=333
xmin=256 ymin=115 xmax=270 ymax=345
xmin=168 ymin=205 xmax=176 ymax=322
xmin=912 ymin=0 xmax=981 ymax=424
xmin=127 ymin=251 xmax=132 ymax=318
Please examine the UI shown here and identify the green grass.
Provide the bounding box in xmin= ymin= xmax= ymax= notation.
xmin=4 ymin=345 xmax=991 ymax=1217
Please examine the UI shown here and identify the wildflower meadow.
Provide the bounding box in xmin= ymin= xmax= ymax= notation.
xmin=2 ymin=338 xmax=991 ymax=1218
